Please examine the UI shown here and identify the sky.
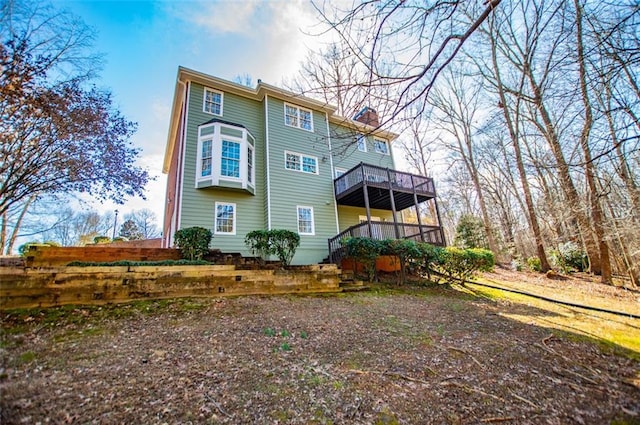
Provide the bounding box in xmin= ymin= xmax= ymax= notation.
xmin=52 ymin=0 xmax=332 ymax=230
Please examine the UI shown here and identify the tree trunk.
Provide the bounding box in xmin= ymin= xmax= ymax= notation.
xmin=489 ymin=25 xmax=551 ymax=271
xmin=5 ymin=196 xmax=35 ymax=255
xmin=524 ymin=63 xmax=601 ymax=274
xmin=574 ymin=0 xmax=611 ymax=284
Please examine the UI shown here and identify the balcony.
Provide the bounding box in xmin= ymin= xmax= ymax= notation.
xmin=334 ymin=163 xmax=436 ymax=210
xmin=328 ymin=163 xmax=446 ymax=264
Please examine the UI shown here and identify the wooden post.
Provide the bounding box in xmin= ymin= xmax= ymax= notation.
xmin=411 ymin=175 xmax=425 ymax=242
xmin=387 ymin=168 xmax=400 ymax=239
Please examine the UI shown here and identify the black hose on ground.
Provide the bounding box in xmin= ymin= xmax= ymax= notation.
xmin=467 ymin=279 xmax=640 ymax=320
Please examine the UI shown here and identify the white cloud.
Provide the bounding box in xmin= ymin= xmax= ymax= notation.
xmin=174 ymin=0 xmax=262 ymax=34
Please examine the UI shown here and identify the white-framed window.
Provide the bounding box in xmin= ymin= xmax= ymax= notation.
xmin=357 ymin=134 xmax=367 ymax=152
xmin=201 ymin=140 xmax=212 ymax=177
xmin=247 ymin=145 xmax=254 ymax=184
xmin=215 ymin=202 xmax=236 ymax=235
xmin=297 ymin=206 xmax=315 ymax=235
xmin=203 ymin=88 xmax=223 ymax=115
xmin=334 ymin=168 xmax=347 ymax=178
xmin=284 ymin=103 xmax=313 ymax=131
xmin=221 ymin=140 xmax=240 ymax=178
xmin=374 ymin=138 xmax=389 ymax=155
xmin=196 ymin=123 xmax=255 ymax=189
xmin=285 ymin=151 xmax=318 ymax=174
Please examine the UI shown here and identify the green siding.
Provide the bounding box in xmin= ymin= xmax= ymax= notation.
xmin=179 ymin=83 xmax=266 ymax=255
xmin=177 ymin=80 xmax=401 ymax=264
xmin=266 ymin=97 xmax=336 ymax=264
xmin=329 ymin=123 xmax=395 ymax=172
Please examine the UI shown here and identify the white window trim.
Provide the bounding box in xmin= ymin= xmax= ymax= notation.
xmin=284 ymin=151 xmax=319 ymax=175
xmin=284 ymin=103 xmax=314 ymax=132
xmin=357 ymin=134 xmax=367 ymax=152
xmin=196 ymin=123 xmax=255 ymax=189
xmin=374 ymin=138 xmax=390 ymax=155
xmin=334 ymin=167 xmax=347 ymax=178
xmin=297 ymin=205 xmax=315 ymax=236
xmin=203 ymin=88 xmax=224 ymax=116
xmin=220 ymin=138 xmax=242 ymax=181
xmin=215 ymin=202 xmax=236 ymax=235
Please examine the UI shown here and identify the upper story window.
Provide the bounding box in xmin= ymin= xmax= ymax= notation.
xmin=203 ymin=88 xmax=223 ymax=115
xmin=284 ymin=103 xmax=313 ymax=131
xmin=297 ymin=206 xmax=315 ymax=235
xmin=221 ymin=140 xmax=240 ymax=178
xmin=285 ymin=151 xmax=318 ymax=174
xmin=196 ymin=121 xmax=255 ymax=190
xmin=374 ymin=138 xmax=389 ymax=155
xmin=357 ymin=134 xmax=367 ymax=152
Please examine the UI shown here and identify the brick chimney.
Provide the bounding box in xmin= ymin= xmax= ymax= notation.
xmin=353 ymin=107 xmax=379 ymax=127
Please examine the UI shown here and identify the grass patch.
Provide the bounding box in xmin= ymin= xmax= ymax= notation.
xmin=466 ymin=283 xmax=640 ymax=360
xmin=17 ymin=351 xmax=36 ymax=364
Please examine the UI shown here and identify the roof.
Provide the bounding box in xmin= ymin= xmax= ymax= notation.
xmin=163 ymin=67 xmax=399 ymax=173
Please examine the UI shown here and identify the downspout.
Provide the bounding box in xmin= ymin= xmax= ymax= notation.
xmin=264 ymin=94 xmax=272 ymax=230
xmin=325 ymin=112 xmax=340 ymax=234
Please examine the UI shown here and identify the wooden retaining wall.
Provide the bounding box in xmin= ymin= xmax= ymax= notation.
xmin=0 ymin=264 xmax=342 ymax=310
xmin=25 ymin=246 xmax=181 ymax=267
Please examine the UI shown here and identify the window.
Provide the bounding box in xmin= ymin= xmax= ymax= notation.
xmin=215 ymin=202 xmax=236 ymax=234
xmin=297 ymin=206 xmax=314 ymax=235
xmin=247 ymin=145 xmax=254 ymax=184
xmin=357 ymin=134 xmax=367 ymax=152
xmin=374 ymin=139 xmax=389 ymax=155
xmin=334 ymin=168 xmax=347 ymax=178
xmin=285 ymin=151 xmax=318 ymax=174
xmin=196 ymin=123 xmax=255 ymax=189
xmin=203 ymin=88 xmax=223 ymax=115
xmin=201 ymin=140 xmax=212 ymax=177
xmin=284 ymin=103 xmax=313 ymax=131
xmin=221 ymin=140 xmax=240 ymax=178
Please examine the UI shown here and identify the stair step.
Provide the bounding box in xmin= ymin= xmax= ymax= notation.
xmin=340 ymin=284 xmax=370 ymax=292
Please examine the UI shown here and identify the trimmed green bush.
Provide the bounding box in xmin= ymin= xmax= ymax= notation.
xmin=174 ymin=227 xmax=213 ymax=261
xmin=438 ymin=247 xmax=495 ymax=283
xmin=344 ymin=237 xmax=385 ymax=281
xmin=93 ymin=236 xmax=111 ymax=244
xmin=18 ymin=241 xmax=59 ymax=257
xmin=243 ymin=229 xmax=300 ymax=266
xmin=245 ymin=230 xmax=271 ymax=265
xmin=268 ymin=229 xmax=300 ymax=266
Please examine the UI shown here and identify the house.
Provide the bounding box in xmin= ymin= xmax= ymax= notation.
xmin=162 ymin=67 xmax=445 ymax=265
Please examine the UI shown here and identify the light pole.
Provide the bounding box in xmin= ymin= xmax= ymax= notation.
xmin=112 ymin=209 xmax=119 ymax=240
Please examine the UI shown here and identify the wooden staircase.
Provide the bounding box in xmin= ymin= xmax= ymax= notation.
xmin=339 ymin=271 xmax=369 ymax=292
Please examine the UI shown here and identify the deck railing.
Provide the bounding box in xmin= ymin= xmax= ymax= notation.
xmin=334 ymin=163 xmax=435 ymax=197
xmin=328 ymin=221 xmax=444 ymax=264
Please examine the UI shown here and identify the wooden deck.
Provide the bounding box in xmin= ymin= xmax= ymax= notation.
xmin=334 ymin=163 xmax=436 ymax=211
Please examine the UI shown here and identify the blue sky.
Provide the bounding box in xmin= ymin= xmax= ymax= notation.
xmin=53 ymin=0 xmax=326 ymax=225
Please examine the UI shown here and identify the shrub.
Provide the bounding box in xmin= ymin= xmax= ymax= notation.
xmin=243 ymin=229 xmax=300 ymax=266
xmin=527 ymin=256 xmax=542 ymax=272
xmin=174 ymin=227 xmax=213 ymax=261
xmin=344 ymin=237 xmax=385 ymax=281
xmin=437 ymin=247 xmax=494 ymax=284
xmin=550 ymin=242 xmax=587 ymax=273
xmin=268 ymin=229 xmax=300 ymax=266
xmin=385 ymin=239 xmax=421 ymax=284
xmin=414 ymin=243 xmax=446 ymax=283
xmin=18 ymin=240 xmax=60 ymax=256
xmin=245 ymin=230 xmax=271 ymax=265
xmin=93 ymin=236 xmax=111 ymax=244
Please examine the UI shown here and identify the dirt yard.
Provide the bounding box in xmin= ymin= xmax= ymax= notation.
xmin=1 ymin=270 xmax=639 ymax=424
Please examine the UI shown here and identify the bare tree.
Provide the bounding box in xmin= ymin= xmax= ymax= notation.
xmin=0 ymin=0 xmax=149 ymax=235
